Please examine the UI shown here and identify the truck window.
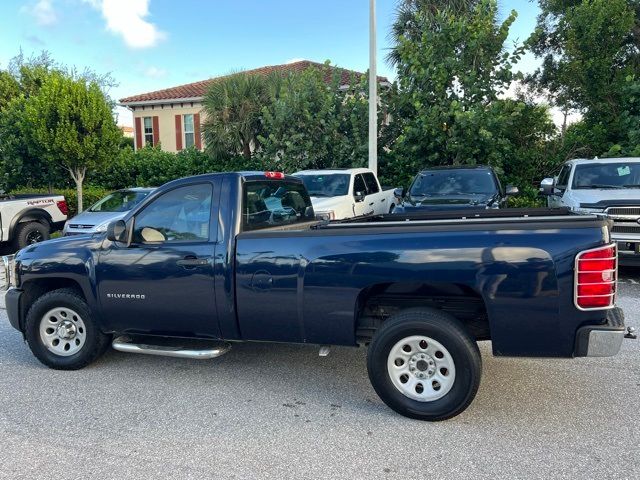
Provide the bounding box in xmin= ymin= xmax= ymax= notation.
xmin=242 ymin=181 xmax=315 ymax=231
xmin=132 ymin=184 xmax=213 ymax=243
xmin=353 ymin=174 xmax=367 ymax=196
xmin=362 ymin=172 xmax=380 ymax=194
xmin=556 ymin=165 xmax=571 ymax=188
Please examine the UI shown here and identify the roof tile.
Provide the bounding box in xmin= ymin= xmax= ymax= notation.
xmin=119 ymin=60 xmax=389 ymax=104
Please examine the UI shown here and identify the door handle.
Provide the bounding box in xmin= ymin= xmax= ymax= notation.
xmin=369 ymin=202 xmax=374 ymax=206
xmin=381 ymin=198 xmax=386 ymax=202
xmin=177 ymin=256 xmax=211 ymax=267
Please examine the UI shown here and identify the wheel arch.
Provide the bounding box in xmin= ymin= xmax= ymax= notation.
xmin=17 ymin=278 xmax=90 ymax=332
xmin=354 ymin=281 xmax=490 ymax=345
xmin=10 ymin=208 xmax=53 ymax=237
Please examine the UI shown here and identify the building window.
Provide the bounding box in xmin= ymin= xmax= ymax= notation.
xmin=143 ymin=117 xmax=154 ymax=146
xmin=183 ymin=114 xmax=195 ymax=148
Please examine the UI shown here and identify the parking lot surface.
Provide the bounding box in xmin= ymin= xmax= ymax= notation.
xmin=0 ymin=271 xmax=638 ymax=479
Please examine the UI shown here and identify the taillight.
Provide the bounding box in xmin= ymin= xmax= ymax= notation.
xmin=575 ymin=244 xmax=617 ymax=310
xmin=265 ymin=171 xmax=285 ymax=179
xmin=56 ymin=200 xmax=69 ymax=216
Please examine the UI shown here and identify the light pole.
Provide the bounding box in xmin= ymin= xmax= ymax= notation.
xmin=368 ymin=0 xmax=378 ymax=175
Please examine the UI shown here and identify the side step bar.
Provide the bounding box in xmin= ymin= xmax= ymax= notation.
xmin=112 ymin=336 xmax=231 ymax=360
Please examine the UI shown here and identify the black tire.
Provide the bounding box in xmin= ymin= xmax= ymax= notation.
xmin=13 ymin=221 xmax=50 ymax=250
xmin=24 ymin=288 xmax=110 ymax=370
xmin=367 ymin=308 xmax=481 ymax=421
xmin=388 ymin=204 xmax=395 ymax=214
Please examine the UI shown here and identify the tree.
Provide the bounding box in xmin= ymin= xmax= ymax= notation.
xmin=202 ymin=72 xmax=272 ymax=160
xmin=257 ymin=65 xmax=372 ymax=172
xmin=389 ymin=0 xmax=530 ymax=177
xmin=23 ymin=71 xmax=120 ymax=212
xmin=527 ymin=0 xmax=639 ymax=145
xmin=0 ymin=51 xmax=120 ymax=193
xmin=388 ymin=0 xmax=480 ymax=65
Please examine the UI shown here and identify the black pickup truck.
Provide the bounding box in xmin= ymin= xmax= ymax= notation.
xmin=3 ymin=172 xmax=634 ymax=421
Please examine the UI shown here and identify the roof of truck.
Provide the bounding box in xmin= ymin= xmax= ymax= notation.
xmin=567 ymin=157 xmax=640 ymax=165
xmin=419 ymin=165 xmax=494 ymax=172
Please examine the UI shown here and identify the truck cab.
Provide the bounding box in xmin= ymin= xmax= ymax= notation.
xmin=541 ymin=157 xmax=640 ymax=264
xmin=293 ymin=168 xmax=397 ymax=220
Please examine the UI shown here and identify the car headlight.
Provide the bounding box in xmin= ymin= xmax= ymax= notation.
xmin=94 ymin=222 xmax=110 ymax=233
xmin=571 ymin=207 xmax=604 ymax=215
xmin=2 ymin=255 xmax=17 ymax=290
xmin=315 ymin=211 xmax=335 ymax=221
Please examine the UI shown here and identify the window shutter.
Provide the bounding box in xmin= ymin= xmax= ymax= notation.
xmin=175 ymin=115 xmax=183 ymax=151
xmin=194 ymin=113 xmax=202 ymax=150
xmin=152 ymin=116 xmax=160 ymax=146
xmin=134 ymin=117 xmax=142 ymax=150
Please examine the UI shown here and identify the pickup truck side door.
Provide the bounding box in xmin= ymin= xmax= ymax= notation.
xmin=96 ymin=181 xmax=221 ymax=338
xmin=362 ymin=172 xmax=389 ymax=215
xmin=352 ymin=174 xmax=371 ymax=216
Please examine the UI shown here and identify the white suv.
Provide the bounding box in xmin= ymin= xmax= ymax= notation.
xmin=541 ymin=157 xmax=640 ymax=264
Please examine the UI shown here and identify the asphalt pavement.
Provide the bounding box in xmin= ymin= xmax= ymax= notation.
xmin=0 ymin=272 xmax=638 ymax=479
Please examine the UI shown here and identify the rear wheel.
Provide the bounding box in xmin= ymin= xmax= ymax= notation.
xmin=24 ymin=289 xmax=110 ymax=370
xmin=13 ymin=221 xmax=50 ymax=250
xmin=367 ymin=308 xmax=481 ymax=421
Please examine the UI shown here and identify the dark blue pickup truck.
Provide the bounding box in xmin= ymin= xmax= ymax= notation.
xmin=3 ymin=172 xmax=634 ymax=421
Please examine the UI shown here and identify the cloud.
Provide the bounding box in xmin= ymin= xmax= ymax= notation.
xmin=22 ymin=0 xmax=57 ymax=26
xmin=286 ymin=58 xmax=306 ymax=64
xmin=84 ymin=0 xmax=166 ymax=49
xmin=143 ymin=66 xmax=167 ymax=79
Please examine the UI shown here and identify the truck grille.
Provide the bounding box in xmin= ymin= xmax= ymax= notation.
xmin=611 ymin=224 xmax=640 ymax=234
xmin=605 ymin=206 xmax=640 ymax=217
xmin=68 ymin=224 xmax=94 ymax=229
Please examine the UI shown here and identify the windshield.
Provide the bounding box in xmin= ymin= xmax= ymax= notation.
xmin=295 ymin=174 xmax=350 ymax=197
xmin=572 ymin=162 xmax=640 ymax=189
xmin=89 ymin=190 xmax=151 ymax=212
xmin=409 ymin=170 xmax=497 ymax=196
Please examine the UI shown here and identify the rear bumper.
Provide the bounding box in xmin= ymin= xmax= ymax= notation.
xmin=5 ymin=287 xmax=23 ymax=332
xmin=574 ymin=308 xmax=625 ymax=357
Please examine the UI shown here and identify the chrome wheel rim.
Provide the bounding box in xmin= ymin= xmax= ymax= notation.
xmin=387 ymin=335 xmax=456 ymax=402
xmin=39 ymin=307 xmax=87 ymax=357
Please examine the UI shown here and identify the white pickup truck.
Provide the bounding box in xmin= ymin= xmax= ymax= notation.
xmin=293 ymin=168 xmax=398 ymax=220
xmin=0 ymin=193 xmax=68 ymax=250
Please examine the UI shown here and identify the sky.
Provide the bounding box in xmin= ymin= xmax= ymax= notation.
xmin=0 ymin=0 xmax=542 ymax=127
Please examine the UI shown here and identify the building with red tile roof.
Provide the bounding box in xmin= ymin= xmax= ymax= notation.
xmin=119 ymin=60 xmax=389 ymax=153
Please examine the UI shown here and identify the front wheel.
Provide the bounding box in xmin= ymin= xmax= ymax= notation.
xmin=24 ymin=289 xmax=110 ymax=370
xmin=367 ymin=308 xmax=481 ymax=421
xmin=13 ymin=221 xmax=50 ymax=250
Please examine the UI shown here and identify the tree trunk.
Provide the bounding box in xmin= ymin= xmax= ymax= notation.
xmin=68 ymin=167 xmax=87 ymax=214
xmin=243 ymin=141 xmax=252 ymax=159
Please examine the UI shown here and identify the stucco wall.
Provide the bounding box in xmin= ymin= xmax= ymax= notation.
xmin=131 ymin=102 xmax=206 ymax=153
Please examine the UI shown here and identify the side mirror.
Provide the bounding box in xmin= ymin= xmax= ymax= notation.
xmin=393 ymin=187 xmax=405 ymax=199
xmin=354 ymin=191 xmax=366 ymax=203
xmin=505 ymin=185 xmax=519 ymax=196
xmin=539 ymin=178 xmax=555 ymax=196
xmin=107 ymin=220 xmax=129 ymax=244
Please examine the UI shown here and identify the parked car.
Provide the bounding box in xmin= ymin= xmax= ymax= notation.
xmin=0 ymin=193 xmax=67 ymax=250
xmin=540 ymin=157 xmax=640 ymax=264
xmin=3 ymin=172 xmax=634 ymax=421
xmin=293 ymin=168 xmax=397 ymax=220
xmin=63 ymin=188 xmax=154 ymax=236
xmin=393 ymin=166 xmax=518 ymax=214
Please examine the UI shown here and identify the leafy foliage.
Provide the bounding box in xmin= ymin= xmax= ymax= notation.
xmin=257 ymin=64 xmax=370 ymax=172
xmin=202 ymin=72 xmax=272 ymax=159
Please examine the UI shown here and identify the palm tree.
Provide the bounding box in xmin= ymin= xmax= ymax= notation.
xmin=387 ymin=0 xmax=480 ymax=66
xmin=202 ymin=72 xmax=272 ymax=160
